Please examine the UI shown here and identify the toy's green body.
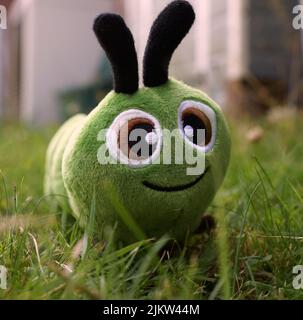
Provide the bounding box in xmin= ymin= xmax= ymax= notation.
xmin=44 ymin=2 xmax=231 ymax=243
xmin=45 ymin=79 xmax=230 ymax=242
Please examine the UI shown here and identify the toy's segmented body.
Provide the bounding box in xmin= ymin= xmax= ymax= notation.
xmin=45 ymin=114 xmax=86 ymax=213
xmin=45 ymin=1 xmax=231 ymax=244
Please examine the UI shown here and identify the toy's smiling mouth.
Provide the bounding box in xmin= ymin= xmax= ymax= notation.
xmin=142 ymin=167 xmax=210 ymax=192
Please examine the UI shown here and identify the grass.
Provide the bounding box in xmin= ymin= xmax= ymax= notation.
xmin=0 ymin=110 xmax=303 ymax=300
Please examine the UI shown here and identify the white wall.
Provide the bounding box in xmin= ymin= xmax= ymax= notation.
xmin=10 ymin=0 xmax=249 ymax=123
xmin=13 ymin=0 xmax=116 ymax=124
xmin=227 ymin=0 xmax=248 ymax=80
xmin=124 ymin=0 xmax=248 ymax=106
xmin=124 ymin=0 xmax=208 ymax=86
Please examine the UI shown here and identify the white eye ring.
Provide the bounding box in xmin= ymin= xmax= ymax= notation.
xmin=178 ymin=100 xmax=217 ymax=153
xmin=106 ymin=109 xmax=162 ymax=167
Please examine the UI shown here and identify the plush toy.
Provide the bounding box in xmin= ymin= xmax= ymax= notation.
xmin=45 ymin=0 xmax=231 ymax=243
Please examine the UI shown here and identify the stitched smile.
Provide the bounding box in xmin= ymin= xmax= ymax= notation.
xmin=142 ymin=167 xmax=209 ymax=192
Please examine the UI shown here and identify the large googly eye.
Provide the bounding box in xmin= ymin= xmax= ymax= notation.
xmin=107 ymin=109 xmax=162 ymax=167
xmin=178 ymin=100 xmax=216 ymax=152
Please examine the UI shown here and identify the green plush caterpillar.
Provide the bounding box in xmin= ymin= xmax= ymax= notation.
xmin=45 ymin=1 xmax=231 ymax=243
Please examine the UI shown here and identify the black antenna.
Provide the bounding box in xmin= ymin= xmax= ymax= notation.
xmin=93 ymin=13 xmax=138 ymax=94
xmin=143 ymin=0 xmax=195 ymax=87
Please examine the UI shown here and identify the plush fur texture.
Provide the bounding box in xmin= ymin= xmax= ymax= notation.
xmin=45 ymin=79 xmax=231 ymax=243
xmin=45 ymin=114 xmax=86 ymax=212
xmin=44 ymin=1 xmax=231 ymax=244
xmin=93 ymin=14 xmax=138 ymax=94
xmin=143 ymin=0 xmax=195 ymax=87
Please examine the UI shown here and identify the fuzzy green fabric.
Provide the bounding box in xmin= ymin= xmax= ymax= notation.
xmin=45 ymin=78 xmax=231 ymax=243
xmin=44 ymin=114 xmax=86 ymax=212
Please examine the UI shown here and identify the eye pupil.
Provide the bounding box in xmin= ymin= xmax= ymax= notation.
xmin=117 ymin=118 xmax=159 ymax=161
xmin=182 ymin=114 xmax=205 ymax=145
xmin=182 ymin=107 xmax=212 ymax=146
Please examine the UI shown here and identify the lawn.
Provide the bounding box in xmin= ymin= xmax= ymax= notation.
xmin=0 ymin=110 xmax=303 ymax=300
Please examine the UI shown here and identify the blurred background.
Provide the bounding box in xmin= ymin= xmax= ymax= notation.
xmin=0 ymin=0 xmax=303 ymax=125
